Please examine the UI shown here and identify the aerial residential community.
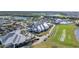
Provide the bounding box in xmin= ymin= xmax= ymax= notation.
xmin=0 ymin=11 xmax=79 ymax=48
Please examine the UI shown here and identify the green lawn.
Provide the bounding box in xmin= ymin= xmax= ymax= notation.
xmin=32 ymin=24 xmax=79 ymax=48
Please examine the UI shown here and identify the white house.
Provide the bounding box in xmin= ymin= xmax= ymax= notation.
xmin=0 ymin=30 xmax=28 ymax=48
xmin=54 ymin=19 xmax=72 ymax=24
xmin=29 ymin=22 xmax=50 ymax=33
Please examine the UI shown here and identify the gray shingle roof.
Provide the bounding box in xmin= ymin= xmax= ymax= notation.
xmin=0 ymin=30 xmax=27 ymax=45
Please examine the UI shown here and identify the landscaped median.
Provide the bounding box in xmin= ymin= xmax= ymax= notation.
xmin=32 ymin=24 xmax=79 ymax=48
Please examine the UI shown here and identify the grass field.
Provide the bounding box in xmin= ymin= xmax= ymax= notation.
xmin=32 ymin=24 xmax=79 ymax=48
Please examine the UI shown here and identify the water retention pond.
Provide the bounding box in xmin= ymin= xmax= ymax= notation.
xmin=75 ymin=28 xmax=79 ymax=41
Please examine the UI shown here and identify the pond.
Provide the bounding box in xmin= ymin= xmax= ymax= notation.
xmin=75 ymin=28 xmax=79 ymax=41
